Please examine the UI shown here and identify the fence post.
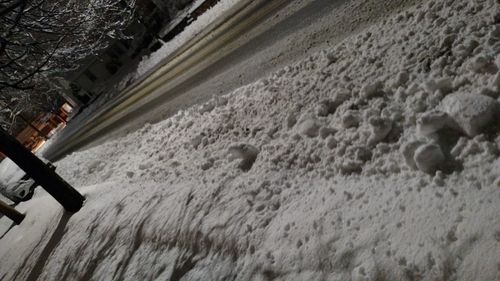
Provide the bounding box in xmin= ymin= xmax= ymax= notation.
xmin=0 ymin=128 xmax=84 ymax=212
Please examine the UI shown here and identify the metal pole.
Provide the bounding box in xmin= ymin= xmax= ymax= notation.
xmin=0 ymin=128 xmax=84 ymax=212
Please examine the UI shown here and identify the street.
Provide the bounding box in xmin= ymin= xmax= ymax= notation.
xmin=44 ymin=0 xmax=421 ymax=160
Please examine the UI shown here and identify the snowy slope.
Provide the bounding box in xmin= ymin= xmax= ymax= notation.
xmin=1 ymin=0 xmax=500 ymax=280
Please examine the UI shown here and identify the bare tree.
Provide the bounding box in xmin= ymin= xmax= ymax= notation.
xmin=0 ymin=0 xmax=136 ymax=131
xmin=0 ymin=0 xmax=137 ymax=214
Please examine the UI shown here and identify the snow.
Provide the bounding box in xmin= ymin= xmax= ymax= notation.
xmin=1 ymin=0 xmax=500 ymax=280
xmin=413 ymin=143 xmax=446 ymax=174
xmin=441 ymin=92 xmax=499 ymax=137
xmin=127 ymin=0 xmax=243 ymax=85
xmin=0 ymin=159 xmax=25 ymax=187
xmin=58 ymin=0 xmax=242 ymax=144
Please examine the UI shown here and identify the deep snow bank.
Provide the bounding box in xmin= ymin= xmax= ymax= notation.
xmin=1 ymin=0 xmax=500 ymax=280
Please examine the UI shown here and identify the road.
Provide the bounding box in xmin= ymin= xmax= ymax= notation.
xmin=44 ymin=0 xmax=423 ymax=161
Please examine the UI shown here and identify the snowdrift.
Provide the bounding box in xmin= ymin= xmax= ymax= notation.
xmin=1 ymin=0 xmax=500 ymax=280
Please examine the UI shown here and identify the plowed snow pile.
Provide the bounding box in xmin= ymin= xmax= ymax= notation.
xmin=1 ymin=0 xmax=500 ymax=280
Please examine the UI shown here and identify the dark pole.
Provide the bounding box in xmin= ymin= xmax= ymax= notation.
xmin=0 ymin=128 xmax=84 ymax=212
xmin=0 ymin=199 xmax=25 ymax=224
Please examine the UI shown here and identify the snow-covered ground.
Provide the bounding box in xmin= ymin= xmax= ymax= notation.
xmin=0 ymin=159 xmax=25 ymax=204
xmin=1 ymin=0 xmax=500 ymax=280
xmin=0 ymin=159 xmax=25 ymax=188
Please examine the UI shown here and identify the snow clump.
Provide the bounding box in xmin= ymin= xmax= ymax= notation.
xmin=440 ymin=92 xmax=499 ymax=137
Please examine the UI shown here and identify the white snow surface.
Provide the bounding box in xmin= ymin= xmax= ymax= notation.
xmin=0 ymin=159 xmax=25 ymax=187
xmin=2 ymin=0 xmax=500 ymax=280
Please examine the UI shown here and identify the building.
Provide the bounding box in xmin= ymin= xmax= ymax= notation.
xmin=0 ymin=103 xmax=73 ymax=162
